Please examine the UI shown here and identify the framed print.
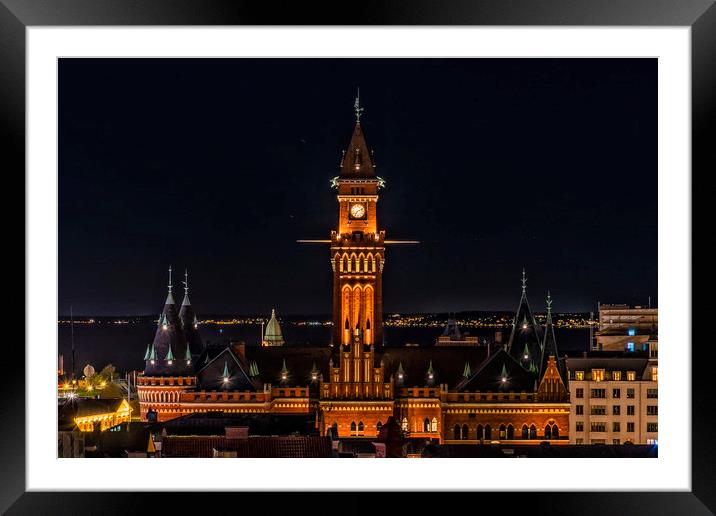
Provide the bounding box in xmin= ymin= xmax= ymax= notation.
xmin=3 ymin=0 xmax=713 ymax=514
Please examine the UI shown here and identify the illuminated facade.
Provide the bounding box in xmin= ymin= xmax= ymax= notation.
xmin=137 ymin=99 xmax=571 ymax=445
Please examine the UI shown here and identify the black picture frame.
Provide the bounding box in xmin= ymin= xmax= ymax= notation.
xmin=2 ymin=0 xmax=712 ymax=514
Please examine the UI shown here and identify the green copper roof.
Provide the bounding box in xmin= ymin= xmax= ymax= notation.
xmin=222 ymin=360 xmax=229 ymax=378
xmin=165 ymin=345 xmax=174 ymax=361
xmin=462 ymin=362 xmax=471 ymax=378
xmin=184 ymin=345 xmax=191 ymax=361
xmin=500 ymin=363 xmax=508 ymax=378
xmin=143 ymin=344 xmax=151 ymax=361
xmin=427 ymin=360 xmax=434 ymax=375
xmin=148 ymin=344 xmax=157 ymax=361
xmin=263 ymin=309 xmax=285 ymax=346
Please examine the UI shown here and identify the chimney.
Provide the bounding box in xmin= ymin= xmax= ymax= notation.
xmin=231 ymin=340 xmax=246 ymax=361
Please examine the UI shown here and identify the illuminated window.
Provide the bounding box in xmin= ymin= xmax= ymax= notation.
xmin=627 ymin=371 xmax=636 ymax=381
xmin=651 ymin=367 xmax=658 ymax=381
xmin=628 ymin=328 xmax=636 ymax=336
xmin=592 ymin=369 xmax=605 ymax=382
xmin=626 ymin=342 xmax=635 ymax=352
xmin=575 ymin=371 xmax=584 ymax=381
xmin=612 ymin=371 xmax=622 ymax=381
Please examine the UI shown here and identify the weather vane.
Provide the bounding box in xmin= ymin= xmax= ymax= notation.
xmin=354 ymin=87 xmax=364 ymax=122
xmin=168 ymin=265 xmax=173 ymax=293
xmin=546 ymin=290 xmax=552 ymax=313
xmin=521 ymin=268 xmax=527 ymax=294
xmin=182 ymin=268 xmax=189 ymax=295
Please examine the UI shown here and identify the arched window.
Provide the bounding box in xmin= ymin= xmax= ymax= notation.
xmin=358 ymin=421 xmax=364 ymax=434
xmin=552 ymin=424 xmax=559 ymax=439
xmin=529 ymin=424 xmax=537 ymax=440
xmin=544 ymin=424 xmax=552 ymax=440
xmin=522 ymin=424 xmax=529 ymax=439
xmin=331 ymin=422 xmax=338 ymax=436
xmin=423 ymin=418 xmax=431 ymax=432
xmin=462 ymin=424 xmax=469 ymax=440
xmin=350 ymin=421 xmax=357 ymax=434
xmin=454 ymin=424 xmax=461 ymax=440
xmin=507 ymin=424 xmax=514 ymax=440
xmin=431 ymin=417 xmax=438 ymax=432
xmin=401 ymin=418 xmax=408 ymax=431
xmin=499 ymin=424 xmax=507 ymax=439
xmin=485 ymin=424 xmax=492 ymax=440
xmin=476 ymin=424 xmax=484 ymax=441
xmin=376 ymin=421 xmax=383 ymax=433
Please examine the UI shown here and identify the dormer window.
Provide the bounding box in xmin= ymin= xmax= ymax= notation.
xmin=575 ymin=371 xmax=584 ymax=381
xmin=613 ymin=371 xmax=622 ymax=381
xmin=592 ymin=369 xmax=605 ymax=382
xmin=651 ymin=366 xmax=658 ymax=381
xmin=627 ymin=371 xmax=636 ymax=381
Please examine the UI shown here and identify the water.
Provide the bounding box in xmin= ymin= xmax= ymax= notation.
xmin=57 ymin=321 xmax=591 ymax=375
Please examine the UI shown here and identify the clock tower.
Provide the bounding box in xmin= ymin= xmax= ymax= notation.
xmin=330 ymin=94 xmax=386 ymax=347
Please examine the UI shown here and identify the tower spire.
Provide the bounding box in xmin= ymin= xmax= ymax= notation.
xmin=521 ymin=268 xmax=527 ymax=295
xmin=354 ymin=87 xmax=364 ymax=122
xmin=183 ymin=268 xmax=189 ymax=296
xmin=168 ymin=265 xmax=173 ymax=293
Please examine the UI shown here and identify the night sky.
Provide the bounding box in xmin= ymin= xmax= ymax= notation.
xmin=59 ymin=58 xmax=657 ymax=316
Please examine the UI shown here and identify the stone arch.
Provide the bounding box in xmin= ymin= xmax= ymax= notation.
xmin=462 ymin=424 xmax=469 ymax=440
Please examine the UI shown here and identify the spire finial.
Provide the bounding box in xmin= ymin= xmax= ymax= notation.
xmin=354 ymin=88 xmax=364 ymax=122
xmin=521 ymin=268 xmax=527 ymax=294
xmin=546 ymin=291 xmax=553 ymax=314
xmin=182 ymin=268 xmax=189 ymax=295
xmin=168 ymin=265 xmax=173 ymax=293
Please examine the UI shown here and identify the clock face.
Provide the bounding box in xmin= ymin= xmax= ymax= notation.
xmin=350 ymin=203 xmax=366 ymax=219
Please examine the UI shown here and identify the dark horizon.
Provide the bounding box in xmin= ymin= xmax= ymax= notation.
xmin=59 ymin=58 xmax=657 ymax=316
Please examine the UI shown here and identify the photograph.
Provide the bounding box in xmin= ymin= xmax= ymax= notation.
xmin=56 ymin=57 xmax=659 ymax=459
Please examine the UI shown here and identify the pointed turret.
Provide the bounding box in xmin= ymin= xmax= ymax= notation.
xmin=396 ymin=362 xmax=406 ymax=384
xmin=426 ymin=360 xmax=435 ymax=385
xmin=144 ymin=266 xmax=193 ymax=376
xmin=338 ymin=91 xmax=376 ymax=179
xmin=280 ymin=359 xmax=289 ymax=384
xmin=262 ymin=309 xmax=285 ymax=347
xmin=178 ymin=269 xmax=204 ymax=354
xmin=462 ymin=361 xmax=472 ymax=378
xmin=539 ymin=291 xmax=568 ymax=386
xmin=507 ymin=268 xmax=544 ymax=369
